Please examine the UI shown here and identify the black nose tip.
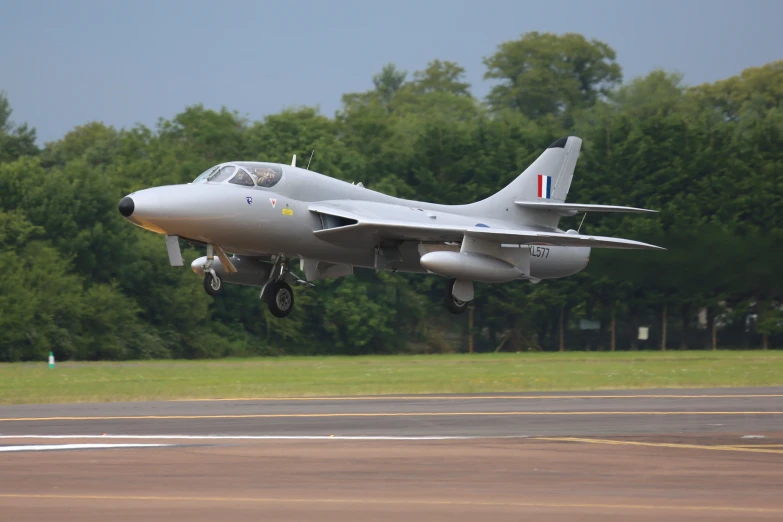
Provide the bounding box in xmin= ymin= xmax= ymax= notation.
xmin=118 ymin=197 xmax=135 ymax=217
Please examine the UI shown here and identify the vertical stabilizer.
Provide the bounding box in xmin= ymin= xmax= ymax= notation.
xmin=552 ymin=137 xmax=580 ymax=201
xmin=463 ymin=136 xmax=582 ymax=227
xmin=507 ymin=136 xmax=581 ymax=204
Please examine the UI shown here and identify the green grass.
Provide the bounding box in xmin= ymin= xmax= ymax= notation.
xmin=1 ymin=351 xmax=782 ymax=405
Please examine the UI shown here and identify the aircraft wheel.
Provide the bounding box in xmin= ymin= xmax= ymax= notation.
xmin=444 ymin=279 xmax=469 ymax=315
xmin=204 ymin=272 xmax=222 ymax=296
xmin=267 ymin=281 xmax=294 ymax=318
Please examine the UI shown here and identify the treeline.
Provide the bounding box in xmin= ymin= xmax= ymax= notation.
xmin=0 ymin=32 xmax=781 ymax=361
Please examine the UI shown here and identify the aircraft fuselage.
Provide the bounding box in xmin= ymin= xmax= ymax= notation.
xmin=122 ymin=167 xmax=589 ymax=280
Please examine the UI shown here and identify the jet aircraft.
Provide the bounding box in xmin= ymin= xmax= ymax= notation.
xmin=118 ymin=136 xmax=662 ymax=318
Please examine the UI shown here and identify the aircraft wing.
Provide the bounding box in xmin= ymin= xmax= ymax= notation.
xmin=309 ymin=204 xmax=664 ymax=250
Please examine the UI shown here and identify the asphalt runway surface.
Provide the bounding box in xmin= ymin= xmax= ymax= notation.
xmin=1 ymin=387 xmax=782 ymax=521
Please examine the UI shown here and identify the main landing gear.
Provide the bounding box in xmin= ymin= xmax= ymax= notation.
xmin=264 ymin=281 xmax=294 ymax=318
xmin=444 ymin=278 xmax=469 ymax=315
xmin=260 ymin=256 xmax=295 ymax=318
xmin=199 ymin=246 xmax=296 ymax=318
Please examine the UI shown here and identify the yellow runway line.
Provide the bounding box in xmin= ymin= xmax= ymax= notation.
xmin=723 ymin=444 xmax=783 ymax=448
xmin=0 ymin=493 xmax=780 ymax=514
xmin=535 ymin=437 xmax=783 ymax=455
xmin=174 ymin=394 xmax=783 ymax=402
xmin=1 ymin=411 xmax=782 ymax=422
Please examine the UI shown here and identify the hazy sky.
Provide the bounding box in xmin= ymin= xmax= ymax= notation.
xmin=1 ymin=0 xmax=781 ymax=143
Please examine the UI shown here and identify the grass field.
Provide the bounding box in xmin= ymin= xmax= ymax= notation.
xmin=1 ymin=351 xmax=782 ymax=405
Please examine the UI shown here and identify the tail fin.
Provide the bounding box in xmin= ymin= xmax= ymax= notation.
xmin=502 ymin=136 xmax=581 ymax=204
xmin=464 ymin=136 xmax=582 ymax=227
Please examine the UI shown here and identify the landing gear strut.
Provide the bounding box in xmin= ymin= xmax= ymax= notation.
xmin=444 ymin=278 xmax=469 ymax=315
xmin=202 ymin=244 xmax=222 ymax=296
xmin=260 ymin=256 xmax=296 ymax=318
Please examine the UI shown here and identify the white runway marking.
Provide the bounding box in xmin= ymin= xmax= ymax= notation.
xmin=0 ymin=443 xmax=173 ymax=452
xmin=0 ymin=435 xmax=490 ymax=441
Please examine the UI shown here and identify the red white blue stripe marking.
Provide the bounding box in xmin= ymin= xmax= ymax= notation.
xmin=537 ymin=175 xmax=552 ymax=199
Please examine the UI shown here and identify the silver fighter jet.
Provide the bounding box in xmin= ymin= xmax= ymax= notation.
xmin=118 ymin=136 xmax=662 ymax=318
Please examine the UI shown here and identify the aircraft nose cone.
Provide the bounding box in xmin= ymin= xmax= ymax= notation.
xmin=118 ymin=197 xmax=135 ymax=217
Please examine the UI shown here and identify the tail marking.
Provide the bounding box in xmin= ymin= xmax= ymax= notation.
xmin=537 ymin=174 xmax=552 ymax=199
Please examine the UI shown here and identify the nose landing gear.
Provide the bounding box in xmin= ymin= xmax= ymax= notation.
xmin=204 ymin=271 xmax=222 ymax=296
xmin=200 ymin=243 xmax=238 ymax=297
xmin=202 ymin=244 xmax=222 ymax=296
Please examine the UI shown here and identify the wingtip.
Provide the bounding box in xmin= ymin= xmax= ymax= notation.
xmin=547 ymin=137 xmax=569 ymax=149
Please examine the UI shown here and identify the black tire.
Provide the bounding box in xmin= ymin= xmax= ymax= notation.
xmin=267 ymin=281 xmax=295 ymax=318
xmin=444 ymin=278 xmax=468 ymax=315
xmin=204 ymin=272 xmax=222 ymax=296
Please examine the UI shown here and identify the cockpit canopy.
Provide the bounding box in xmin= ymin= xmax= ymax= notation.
xmin=192 ymin=162 xmax=283 ymax=188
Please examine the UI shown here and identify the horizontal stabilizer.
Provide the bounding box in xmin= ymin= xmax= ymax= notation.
xmin=464 ymin=228 xmax=664 ymax=250
xmin=515 ymin=201 xmax=657 ymax=216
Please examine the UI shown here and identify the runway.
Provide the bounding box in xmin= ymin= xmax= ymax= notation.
xmin=1 ymin=388 xmax=782 ymax=520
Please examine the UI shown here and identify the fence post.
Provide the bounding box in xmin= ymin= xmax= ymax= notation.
xmin=468 ymin=306 xmax=474 ymax=354
xmin=610 ymin=312 xmax=616 ymax=352
xmin=661 ymin=304 xmax=667 ymax=352
xmin=559 ymin=307 xmax=565 ymax=352
xmin=712 ymin=322 xmax=717 ymax=350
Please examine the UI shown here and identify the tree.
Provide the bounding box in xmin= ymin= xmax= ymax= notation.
xmin=688 ymin=60 xmax=783 ymax=121
xmin=2 ymin=40 xmax=783 ymax=359
xmin=410 ymin=60 xmax=471 ymax=96
xmin=373 ymin=63 xmax=407 ymax=105
xmin=484 ymin=32 xmax=622 ymax=121
xmin=611 ymin=70 xmax=686 ymax=118
xmin=0 ymin=92 xmax=38 ymax=163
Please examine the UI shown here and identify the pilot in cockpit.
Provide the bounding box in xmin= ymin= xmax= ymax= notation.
xmin=250 ymin=166 xmax=280 ymax=187
xmin=229 ymin=169 xmax=255 ymax=186
xmin=192 ymin=163 xmax=282 ymax=188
